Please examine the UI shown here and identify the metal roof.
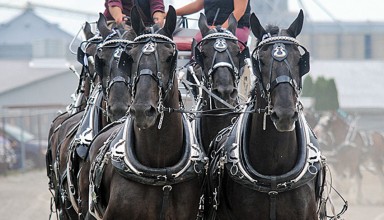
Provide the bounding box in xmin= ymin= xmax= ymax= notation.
xmin=0 ymin=7 xmax=73 ymax=45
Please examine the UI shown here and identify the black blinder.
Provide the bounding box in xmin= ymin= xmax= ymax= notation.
xmin=77 ymin=47 xmax=86 ymax=66
xmin=170 ymin=50 xmax=178 ymax=73
xmin=251 ymin=51 xmax=261 ymax=77
xmin=94 ymin=55 xmax=104 ymax=77
xmin=118 ymin=50 xmax=133 ymax=76
xmin=299 ymin=50 xmax=310 ymax=76
xmin=238 ymin=46 xmax=250 ymax=72
xmin=192 ymin=39 xmax=204 ymax=68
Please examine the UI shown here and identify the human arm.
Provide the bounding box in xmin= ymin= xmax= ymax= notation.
xmin=107 ymin=0 xmax=126 ymax=24
xmin=221 ymin=0 xmax=249 ymax=28
xmin=175 ymin=0 xmax=204 ymax=16
xmin=150 ymin=0 xmax=166 ymax=25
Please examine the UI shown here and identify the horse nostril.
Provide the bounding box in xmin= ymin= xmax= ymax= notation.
xmin=270 ymin=112 xmax=279 ymax=122
xmin=145 ymin=106 xmax=157 ymax=117
xmin=292 ymin=111 xmax=299 ymax=121
xmin=129 ymin=107 xmax=136 ymax=116
xmin=212 ymin=88 xmax=220 ymax=97
xmin=230 ymin=89 xmax=238 ymax=99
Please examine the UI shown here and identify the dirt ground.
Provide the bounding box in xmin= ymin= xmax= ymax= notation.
xmin=0 ymin=168 xmax=383 ymax=220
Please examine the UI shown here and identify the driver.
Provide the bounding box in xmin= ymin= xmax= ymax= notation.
xmin=104 ymin=0 xmax=166 ymax=27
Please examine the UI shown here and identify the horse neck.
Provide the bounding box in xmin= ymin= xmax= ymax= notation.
xmin=134 ymin=83 xmax=184 ymax=168
xmin=247 ymin=93 xmax=298 ymax=175
xmin=200 ymin=91 xmax=235 ymax=152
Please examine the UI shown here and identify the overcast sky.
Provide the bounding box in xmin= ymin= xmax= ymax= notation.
xmin=0 ymin=0 xmax=383 ymax=35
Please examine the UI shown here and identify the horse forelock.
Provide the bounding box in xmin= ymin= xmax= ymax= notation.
xmin=265 ymin=25 xmax=280 ymax=36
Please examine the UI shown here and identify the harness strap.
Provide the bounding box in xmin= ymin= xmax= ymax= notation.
xmin=269 ymin=177 xmax=278 ymax=220
xmin=159 ymin=185 xmax=172 ymax=220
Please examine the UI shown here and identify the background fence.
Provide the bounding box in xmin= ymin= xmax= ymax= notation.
xmin=0 ymin=107 xmax=64 ymax=172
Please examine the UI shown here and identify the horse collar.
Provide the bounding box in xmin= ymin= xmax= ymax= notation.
xmin=212 ymin=104 xmax=323 ymax=194
xmin=108 ymin=115 xmax=207 ymax=186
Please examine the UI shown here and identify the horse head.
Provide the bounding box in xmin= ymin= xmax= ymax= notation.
xmin=81 ymin=22 xmax=100 ymax=84
xmin=195 ymin=13 xmax=247 ymax=108
xmin=95 ymin=13 xmax=135 ymax=122
xmin=250 ymin=10 xmax=310 ymax=131
xmin=123 ymin=6 xmax=178 ymax=129
xmin=314 ymin=110 xmax=356 ymax=149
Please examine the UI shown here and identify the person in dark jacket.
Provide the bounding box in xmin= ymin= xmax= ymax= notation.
xmin=104 ymin=0 xmax=165 ymax=26
xmin=175 ymin=0 xmax=251 ymax=43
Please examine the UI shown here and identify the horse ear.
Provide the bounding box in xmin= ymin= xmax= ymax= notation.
xmin=227 ymin=13 xmax=238 ymax=35
xmin=198 ymin=13 xmax=210 ymax=37
xmin=97 ymin=13 xmax=110 ymax=39
xmin=250 ymin=13 xmax=266 ymax=41
xmin=131 ymin=6 xmax=145 ymax=35
xmin=163 ymin=6 xmax=177 ymax=37
xmin=83 ymin=22 xmax=94 ymax=40
xmin=287 ymin=9 xmax=304 ymax=38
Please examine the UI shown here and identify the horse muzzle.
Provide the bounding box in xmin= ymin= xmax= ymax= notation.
xmin=129 ymin=103 xmax=158 ymax=129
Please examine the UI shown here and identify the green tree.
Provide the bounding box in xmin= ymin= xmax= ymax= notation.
xmin=313 ymin=76 xmax=340 ymax=111
xmin=302 ymin=75 xmax=315 ymax=97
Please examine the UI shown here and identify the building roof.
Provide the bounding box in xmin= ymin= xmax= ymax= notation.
xmin=0 ymin=60 xmax=74 ymax=94
xmin=308 ymin=60 xmax=384 ymax=109
xmin=0 ymin=60 xmax=80 ymax=107
xmin=0 ymin=7 xmax=73 ymax=45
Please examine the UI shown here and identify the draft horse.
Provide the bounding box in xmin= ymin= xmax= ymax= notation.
xmin=313 ymin=110 xmax=384 ymax=204
xmin=79 ymin=6 xmax=207 ymax=220
xmin=53 ymin=14 xmax=134 ymax=219
xmin=46 ymin=21 xmax=101 ymax=219
xmin=207 ymin=10 xmax=328 ymax=220
xmin=190 ymin=13 xmax=249 ymax=153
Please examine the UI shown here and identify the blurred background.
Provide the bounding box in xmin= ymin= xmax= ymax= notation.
xmin=0 ymin=0 xmax=383 ymax=219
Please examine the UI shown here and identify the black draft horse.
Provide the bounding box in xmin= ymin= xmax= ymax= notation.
xmin=79 ymin=6 xmax=207 ymax=220
xmin=46 ymin=21 xmax=101 ymax=219
xmin=207 ymin=10 xmax=328 ymax=220
xmin=52 ymin=14 xmax=134 ymax=219
xmin=191 ymin=13 xmax=249 ymax=153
